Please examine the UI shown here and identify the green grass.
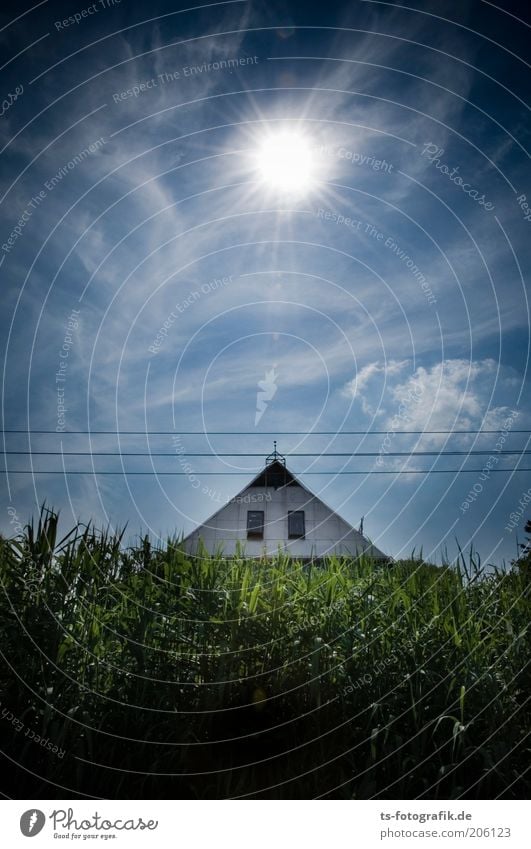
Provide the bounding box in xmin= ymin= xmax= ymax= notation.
xmin=0 ymin=507 xmax=528 ymax=799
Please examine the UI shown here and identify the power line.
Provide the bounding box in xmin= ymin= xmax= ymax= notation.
xmin=2 ymin=429 xmax=530 ymax=436
xmin=2 ymin=450 xmax=530 ymax=457
xmin=2 ymin=469 xmax=530 ymax=475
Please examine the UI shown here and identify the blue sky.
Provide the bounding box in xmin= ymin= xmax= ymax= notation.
xmin=1 ymin=0 xmax=530 ymax=564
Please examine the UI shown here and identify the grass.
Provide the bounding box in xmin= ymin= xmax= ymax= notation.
xmin=0 ymin=507 xmax=529 ymax=799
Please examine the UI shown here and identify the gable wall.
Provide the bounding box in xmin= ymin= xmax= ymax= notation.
xmin=183 ymin=483 xmax=385 ymax=558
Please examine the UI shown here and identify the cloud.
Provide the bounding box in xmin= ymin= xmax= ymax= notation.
xmin=343 ymin=359 xmax=410 ymax=396
xmin=390 ymin=358 xmax=494 ymax=430
xmin=343 ymin=357 xmax=526 ymax=441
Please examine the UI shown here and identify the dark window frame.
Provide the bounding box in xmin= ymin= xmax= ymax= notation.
xmin=247 ymin=510 xmax=264 ymax=539
xmin=288 ymin=510 xmax=305 ymax=539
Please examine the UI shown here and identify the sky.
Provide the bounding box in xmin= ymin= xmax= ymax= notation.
xmin=0 ymin=0 xmax=530 ymax=564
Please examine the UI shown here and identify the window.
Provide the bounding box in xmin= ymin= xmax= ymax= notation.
xmin=247 ymin=510 xmax=264 ymax=539
xmin=288 ymin=511 xmax=305 ymax=539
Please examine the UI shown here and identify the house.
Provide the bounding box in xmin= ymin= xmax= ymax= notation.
xmin=183 ymin=445 xmax=388 ymax=560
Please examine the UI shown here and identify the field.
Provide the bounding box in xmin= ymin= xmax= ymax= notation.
xmin=0 ymin=509 xmax=529 ymax=799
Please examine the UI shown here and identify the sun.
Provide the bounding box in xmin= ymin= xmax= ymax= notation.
xmin=255 ymin=130 xmax=317 ymax=194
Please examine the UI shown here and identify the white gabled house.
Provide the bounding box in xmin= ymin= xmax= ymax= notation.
xmin=183 ymin=446 xmax=388 ymax=561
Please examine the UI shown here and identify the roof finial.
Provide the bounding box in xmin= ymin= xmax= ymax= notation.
xmin=265 ymin=440 xmax=285 ymax=467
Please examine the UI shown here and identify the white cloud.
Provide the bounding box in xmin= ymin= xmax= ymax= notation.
xmin=343 ymin=357 xmax=526 ymax=446
xmin=390 ymin=359 xmax=495 ymax=431
xmin=343 ymin=359 xmax=410 ymax=396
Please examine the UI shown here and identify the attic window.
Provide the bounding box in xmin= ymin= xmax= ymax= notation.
xmin=251 ymin=462 xmax=300 ymax=488
xmin=288 ymin=510 xmax=305 ymax=539
xmin=247 ymin=510 xmax=264 ymax=539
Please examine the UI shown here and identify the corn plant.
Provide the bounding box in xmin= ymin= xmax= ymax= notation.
xmin=0 ymin=508 xmax=528 ymax=799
